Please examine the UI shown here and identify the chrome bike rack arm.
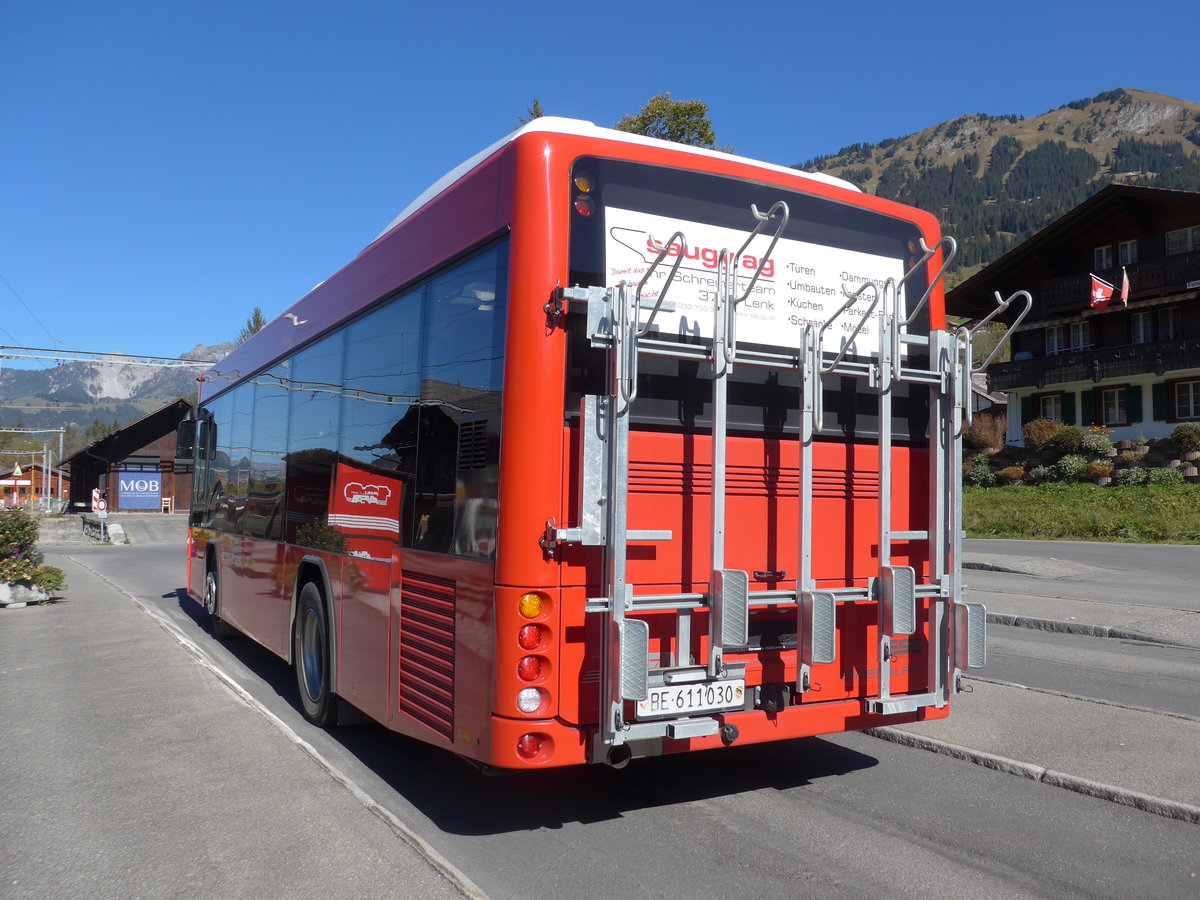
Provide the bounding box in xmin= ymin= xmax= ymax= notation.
xmin=902 ymin=236 xmax=958 ymax=327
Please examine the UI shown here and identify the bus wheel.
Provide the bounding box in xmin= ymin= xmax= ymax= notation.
xmin=294 ymin=582 xmax=336 ymax=727
xmin=204 ymin=566 xmax=237 ymax=639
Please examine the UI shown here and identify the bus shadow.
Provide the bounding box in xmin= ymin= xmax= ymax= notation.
xmin=335 ymin=728 xmax=881 ymax=836
xmin=171 ymin=589 xmax=880 ymax=836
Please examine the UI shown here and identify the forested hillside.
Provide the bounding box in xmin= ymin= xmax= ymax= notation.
xmin=798 ymin=89 xmax=1200 ymax=275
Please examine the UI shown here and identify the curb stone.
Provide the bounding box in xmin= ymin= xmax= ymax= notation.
xmin=986 ymin=611 xmax=1200 ymax=650
xmin=864 ymin=726 xmax=1200 ymax=825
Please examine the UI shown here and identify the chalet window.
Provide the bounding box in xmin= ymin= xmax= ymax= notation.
xmin=1046 ymin=322 xmax=1090 ymax=355
xmin=1045 ymin=325 xmax=1064 ymax=355
xmin=1165 ymin=225 xmax=1200 ymax=256
xmin=1131 ymin=311 xmax=1152 ymax=344
xmin=1118 ymin=240 xmax=1138 ymax=266
xmin=1176 ymin=380 xmax=1200 ymax=420
xmin=1159 ymin=306 xmax=1181 ymax=340
xmin=1069 ymin=321 xmax=1090 ymax=350
xmin=1093 ymin=245 xmax=1113 ymax=270
xmin=1039 ymin=393 xmax=1063 ymax=421
xmin=1100 ymin=387 xmax=1127 ymax=426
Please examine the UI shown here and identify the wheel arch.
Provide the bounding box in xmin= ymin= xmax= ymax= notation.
xmin=288 ymin=555 xmax=339 ymax=699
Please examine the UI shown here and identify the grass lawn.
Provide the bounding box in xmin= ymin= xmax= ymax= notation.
xmin=963 ymin=484 xmax=1200 ymax=543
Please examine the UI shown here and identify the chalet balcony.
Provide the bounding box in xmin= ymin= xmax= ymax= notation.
xmin=987 ymin=337 xmax=1200 ymax=392
xmin=1038 ymin=250 xmax=1200 ymax=316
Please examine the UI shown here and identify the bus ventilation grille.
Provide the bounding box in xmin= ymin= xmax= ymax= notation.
xmin=399 ymin=571 xmax=456 ymax=741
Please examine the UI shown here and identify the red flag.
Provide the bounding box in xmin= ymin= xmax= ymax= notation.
xmin=1089 ymin=274 xmax=1114 ymax=310
xmin=1120 ymin=267 xmax=1130 ymax=306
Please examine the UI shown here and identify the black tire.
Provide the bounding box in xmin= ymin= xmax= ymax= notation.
xmin=294 ymin=582 xmax=337 ymax=727
xmin=204 ymin=565 xmax=238 ymax=639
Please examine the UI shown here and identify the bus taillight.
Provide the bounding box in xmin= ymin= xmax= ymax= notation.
xmin=518 ymin=624 xmax=544 ymax=651
xmin=517 ymin=656 xmax=543 ymax=681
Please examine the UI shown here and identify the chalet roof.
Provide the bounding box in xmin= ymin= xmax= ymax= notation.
xmin=946 ymin=183 xmax=1200 ymax=320
xmin=60 ymin=398 xmax=191 ymax=469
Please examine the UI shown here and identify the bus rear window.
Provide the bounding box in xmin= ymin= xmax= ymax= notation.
xmin=566 ymin=158 xmax=931 ymax=441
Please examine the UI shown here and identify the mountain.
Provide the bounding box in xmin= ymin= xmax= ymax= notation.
xmin=797 ymin=89 xmax=1200 ymax=277
xmin=0 ymin=342 xmax=232 ymax=439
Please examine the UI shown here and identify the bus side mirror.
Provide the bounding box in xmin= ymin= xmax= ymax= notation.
xmin=176 ymin=420 xmax=197 ymax=459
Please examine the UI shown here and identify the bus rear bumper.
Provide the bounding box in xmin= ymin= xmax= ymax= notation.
xmin=485 ymin=697 xmax=950 ymax=770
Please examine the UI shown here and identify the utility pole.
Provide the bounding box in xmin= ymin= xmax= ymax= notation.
xmin=0 ymin=427 xmax=67 ymax=511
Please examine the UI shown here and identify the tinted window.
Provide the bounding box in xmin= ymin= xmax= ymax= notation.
xmin=246 ymin=366 xmax=289 ymax=540
xmin=339 ymin=287 xmax=424 ymax=548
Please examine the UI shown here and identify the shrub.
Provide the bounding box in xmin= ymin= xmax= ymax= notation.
xmin=1115 ymin=466 xmax=1148 ymax=485
xmin=1047 ymin=425 xmax=1085 ymax=454
xmin=0 ymin=508 xmax=65 ymax=594
xmin=1050 ymin=454 xmax=1089 ymax=482
xmin=997 ymin=465 xmax=1026 ymax=485
xmin=1148 ymin=466 xmax=1185 ymax=485
xmin=966 ymin=454 xmax=995 ymax=487
xmin=1119 ymin=450 xmax=1144 ymax=465
xmin=1022 ymin=417 xmax=1062 ymax=451
xmin=1085 ymin=462 xmax=1112 ymax=480
xmin=1080 ymin=431 xmax=1113 ymax=455
xmin=1170 ymin=422 xmax=1200 ymax=453
xmin=1026 ymin=465 xmax=1050 ymax=484
xmin=965 ymin=411 xmax=1007 ymax=451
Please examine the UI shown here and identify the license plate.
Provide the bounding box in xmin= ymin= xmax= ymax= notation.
xmin=636 ymin=679 xmax=745 ymax=718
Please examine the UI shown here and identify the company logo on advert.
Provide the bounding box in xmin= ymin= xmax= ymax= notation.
xmin=344 ymin=482 xmax=392 ymax=506
xmin=646 ymin=235 xmax=775 ymax=278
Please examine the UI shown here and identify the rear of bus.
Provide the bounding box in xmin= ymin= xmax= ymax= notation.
xmin=492 ymin=123 xmax=980 ymax=768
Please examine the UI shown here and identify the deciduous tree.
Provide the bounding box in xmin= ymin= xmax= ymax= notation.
xmin=614 ymin=93 xmax=722 ymax=150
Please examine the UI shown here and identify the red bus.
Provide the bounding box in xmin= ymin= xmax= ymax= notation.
xmin=180 ymin=117 xmax=1009 ymax=770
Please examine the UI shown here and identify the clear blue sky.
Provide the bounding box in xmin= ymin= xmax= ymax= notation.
xmin=3 ymin=1 xmax=1197 ymax=368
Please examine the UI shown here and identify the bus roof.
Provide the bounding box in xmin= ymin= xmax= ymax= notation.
xmin=374 ymin=117 xmax=858 ymax=242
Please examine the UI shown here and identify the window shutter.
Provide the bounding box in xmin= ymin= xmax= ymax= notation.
xmin=1062 ymin=392 xmax=1076 ymax=425
xmin=1126 ymin=385 xmax=1143 ymax=424
xmin=1020 ymin=396 xmax=1033 ymax=425
xmin=1152 ymin=382 xmax=1169 ymax=421
xmin=1080 ymin=390 xmax=1096 ymax=426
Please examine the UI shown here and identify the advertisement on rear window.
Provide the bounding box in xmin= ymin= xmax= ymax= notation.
xmin=604 ymin=207 xmax=906 ymax=356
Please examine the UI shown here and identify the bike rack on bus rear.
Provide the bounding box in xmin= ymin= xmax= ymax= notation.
xmin=553 ymin=215 xmax=1027 ymax=761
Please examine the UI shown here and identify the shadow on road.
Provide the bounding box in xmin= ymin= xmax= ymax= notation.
xmin=172 ymin=589 xmax=880 ymax=836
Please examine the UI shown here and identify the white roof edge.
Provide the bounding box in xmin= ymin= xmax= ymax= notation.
xmin=372 ymin=117 xmax=858 ymax=243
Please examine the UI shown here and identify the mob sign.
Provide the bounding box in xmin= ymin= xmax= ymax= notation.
xmin=118 ymin=470 xmax=162 ymax=510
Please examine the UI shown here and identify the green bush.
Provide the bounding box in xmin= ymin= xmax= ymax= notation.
xmin=1050 ymin=454 xmax=1089 ymax=482
xmin=1022 ymin=418 xmax=1062 ymax=451
xmin=1047 ymin=425 xmax=1085 ymax=454
xmin=966 ymin=453 xmax=995 ymax=486
xmin=1148 ymin=466 xmax=1185 ymax=485
xmin=1170 ymin=422 xmax=1200 ymax=453
xmin=0 ymin=509 xmax=66 ymax=594
xmin=1026 ymin=465 xmax=1050 ymax=484
xmin=1115 ymin=467 xmax=1148 ymax=486
xmin=1119 ymin=449 xmax=1145 ymax=465
xmin=1080 ymin=432 xmax=1114 ymax=455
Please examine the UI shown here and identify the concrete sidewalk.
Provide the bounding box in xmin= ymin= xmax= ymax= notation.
xmin=873 ymin=548 xmax=1200 ymax=824
xmin=0 ymin=555 xmax=476 ymax=899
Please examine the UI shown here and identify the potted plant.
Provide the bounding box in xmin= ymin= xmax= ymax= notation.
xmin=0 ymin=509 xmax=66 ymax=607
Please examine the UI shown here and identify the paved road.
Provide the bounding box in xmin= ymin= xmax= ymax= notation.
xmin=2 ymin=542 xmax=1195 ymax=899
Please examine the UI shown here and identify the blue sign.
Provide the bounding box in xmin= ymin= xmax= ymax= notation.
xmin=118 ymin=470 xmax=162 ymax=510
